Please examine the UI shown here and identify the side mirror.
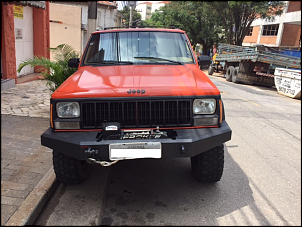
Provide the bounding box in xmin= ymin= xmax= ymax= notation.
xmin=68 ymin=58 xmax=80 ymax=68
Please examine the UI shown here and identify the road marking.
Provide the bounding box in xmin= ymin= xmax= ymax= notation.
xmin=233 ymin=95 xmax=260 ymax=106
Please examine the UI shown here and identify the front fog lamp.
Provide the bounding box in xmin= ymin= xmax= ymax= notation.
xmin=193 ymin=99 xmax=216 ymax=114
xmin=56 ymin=102 xmax=80 ymax=118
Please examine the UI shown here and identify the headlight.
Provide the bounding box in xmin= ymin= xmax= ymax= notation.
xmin=193 ymin=99 xmax=216 ymax=114
xmin=56 ymin=102 xmax=80 ymax=118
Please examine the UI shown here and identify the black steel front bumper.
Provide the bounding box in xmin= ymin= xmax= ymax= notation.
xmin=41 ymin=121 xmax=232 ymax=161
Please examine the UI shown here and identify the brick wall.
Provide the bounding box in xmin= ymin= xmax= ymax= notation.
xmin=287 ymin=1 xmax=301 ymax=13
xmin=243 ymin=26 xmax=260 ymax=44
xmin=280 ymin=24 xmax=301 ymax=46
xmin=1 ymin=3 xmax=17 ymax=82
xmin=259 ymin=36 xmax=277 ymax=45
xmin=33 ymin=2 xmax=50 ymax=60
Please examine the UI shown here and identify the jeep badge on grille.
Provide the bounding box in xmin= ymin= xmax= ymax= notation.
xmin=127 ymin=89 xmax=146 ymax=94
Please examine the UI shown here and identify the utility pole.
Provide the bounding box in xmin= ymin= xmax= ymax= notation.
xmin=128 ymin=1 xmax=136 ymax=27
xmin=129 ymin=6 xmax=133 ymax=27
xmin=87 ymin=1 xmax=97 ymax=40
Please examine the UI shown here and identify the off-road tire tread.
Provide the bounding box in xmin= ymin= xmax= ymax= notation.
xmin=191 ymin=144 xmax=224 ymax=182
xmin=53 ymin=151 xmax=90 ymax=184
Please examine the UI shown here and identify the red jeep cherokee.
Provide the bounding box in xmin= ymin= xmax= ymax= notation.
xmin=41 ymin=27 xmax=232 ymax=184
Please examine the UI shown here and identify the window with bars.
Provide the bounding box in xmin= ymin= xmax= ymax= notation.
xmin=262 ymin=25 xmax=279 ymax=36
xmin=247 ymin=27 xmax=253 ymax=36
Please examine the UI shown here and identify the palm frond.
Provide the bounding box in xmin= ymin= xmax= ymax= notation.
xmin=17 ymin=43 xmax=80 ymax=92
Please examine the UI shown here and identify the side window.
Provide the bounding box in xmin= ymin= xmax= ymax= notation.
xmin=83 ymin=34 xmax=100 ymax=64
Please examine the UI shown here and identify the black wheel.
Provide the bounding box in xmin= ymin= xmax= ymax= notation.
xmin=208 ymin=65 xmax=214 ymax=75
xmin=232 ymin=66 xmax=239 ymax=83
xmin=225 ymin=66 xmax=234 ymax=82
xmin=191 ymin=144 xmax=224 ymax=182
xmin=53 ymin=150 xmax=91 ymax=184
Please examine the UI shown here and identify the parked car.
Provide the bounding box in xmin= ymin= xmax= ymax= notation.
xmin=41 ymin=27 xmax=232 ymax=184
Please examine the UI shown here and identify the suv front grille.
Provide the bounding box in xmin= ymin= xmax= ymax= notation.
xmin=81 ymin=100 xmax=192 ymax=128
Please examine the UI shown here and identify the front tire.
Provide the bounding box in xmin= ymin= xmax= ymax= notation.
xmin=53 ymin=150 xmax=91 ymax=184
xmin=208 ymin=65 xmax=214 ymax=75
xmin=191 ymin=144 xmax=224 ymax=182
xmin=226 ymin=66 xmax=234 ymax=82
xmin=232 ymin=66 xmax=239 ymax=83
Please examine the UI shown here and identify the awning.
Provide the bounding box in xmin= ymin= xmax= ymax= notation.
xmin=4 ymin=1 xmax=45 ymax=9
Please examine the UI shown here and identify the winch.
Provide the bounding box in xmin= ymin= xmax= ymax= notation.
xmin=95 ymin=123 xmax=177 ymax=141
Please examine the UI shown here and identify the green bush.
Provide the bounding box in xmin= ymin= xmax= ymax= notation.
xmin=17 ymin=44 xmax=80 ymax=92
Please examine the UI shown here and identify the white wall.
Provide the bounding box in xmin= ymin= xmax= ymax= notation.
xmin=49 ymin=3 xmax=82 ymax=61
xmin=14 ymin=6 xmax=34 ymax=77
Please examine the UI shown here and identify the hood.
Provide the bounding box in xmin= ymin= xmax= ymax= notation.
xmin=52 ymin=64 xmax=220 ymax=99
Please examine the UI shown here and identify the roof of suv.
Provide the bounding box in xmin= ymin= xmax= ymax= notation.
xmin=92 ymin=27 xmax=186 ymax=34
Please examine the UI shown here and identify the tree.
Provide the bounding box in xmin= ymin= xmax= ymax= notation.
xmin=120 ymin=5 xmax=142 ymax=27
xmin=150 ymin=1 xmax=285 ymax=54
xmin=150 ymin=1 xmax=223 ymax=55
xmin=140 ymin=9 xmax=165 ymax=27
xmin=17 ymin=44 xmax=80 ymax=92
xmin=210 ymin=1 xmax=285 ymax=46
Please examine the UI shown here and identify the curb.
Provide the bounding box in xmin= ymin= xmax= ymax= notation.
xmin=5 ymin=167 xmax=58 ymax=226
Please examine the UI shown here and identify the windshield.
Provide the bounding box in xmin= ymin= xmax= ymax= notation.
xmin=82 ymin=31 xmax=195 ymax=65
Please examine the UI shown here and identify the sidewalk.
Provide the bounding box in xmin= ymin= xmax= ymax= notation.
xmin=1 ymin=76 xmax=58 ymax=225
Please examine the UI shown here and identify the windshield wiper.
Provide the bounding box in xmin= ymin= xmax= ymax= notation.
xmin=134 ymin=57 xmax=183 ymax=65
xmin=88 ymin=60 xmax=134 ymax=65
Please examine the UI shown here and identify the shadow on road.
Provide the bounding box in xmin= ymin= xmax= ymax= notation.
xmin=100 ymin=146 xmax=272 ymax=225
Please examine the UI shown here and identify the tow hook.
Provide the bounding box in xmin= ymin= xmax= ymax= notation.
xmin=85 ymin=147 xmax=119 ymax=166
xmin=87 ymin=157 xmax=119 ymax=166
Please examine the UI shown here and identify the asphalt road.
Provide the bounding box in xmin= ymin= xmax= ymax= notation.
xmin=99 ymin=74 xmax=301 ymax=225
xmin=34 ymin=73 xmax=301 ymax=226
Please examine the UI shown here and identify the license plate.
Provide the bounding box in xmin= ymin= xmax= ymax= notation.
xmin=109 ymin=142 xmax=161 ymax=160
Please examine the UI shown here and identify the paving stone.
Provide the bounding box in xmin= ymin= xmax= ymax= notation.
xmin=1 ymin=188 xmax=31 ymax=199
xmin=1 ymin=80 xmax=55 ymax=225
xmin=19 ymin=172 xmax=43 ymax=185
xmin=1 ymin=196 xmax=19 ymax=206
xmin=1 ymin=169 xmax=15 ymax=176
xmin=4 ymin=164 xmax=31 ymax=172
xmin=1 ymin=181 xmax=29 ymax=191
xmin=1 ymin=204 xmax=18 ymax=224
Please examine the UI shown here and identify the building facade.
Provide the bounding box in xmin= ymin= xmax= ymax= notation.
xmin=1 ymin=1 xmax=50 ymax=89
xmin=151 ymin=1 xmax=169 ymax=13
xmin=49 ymin=1 xmax=123 ymax=58
xmin=1 ymin=1 xmax=123 ymax=91
xmin=242 ymin=1 xmax=301 ymax=50
xmin=136 ymin=2 xmax=153 ymax=20
xmin=136 ymin=1 xmax=169 ymax=20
